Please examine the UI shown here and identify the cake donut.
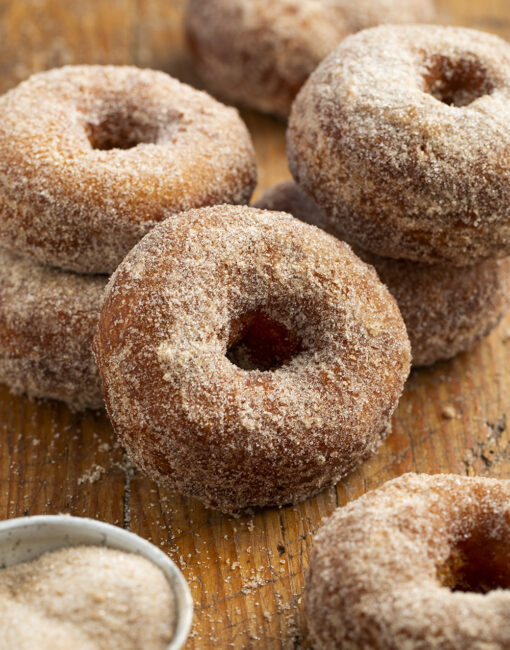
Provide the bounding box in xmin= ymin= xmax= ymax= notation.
xmin=94 ymin=205 xmax=410 ymax=512
xmin=256 ymin=182 xmax=510 ymax=366
xmin=0 ymin=65 xmax=257 ymax=274
xmin=288 ymin=25 xmax=510 ymax=265
xmin=186 ymin=0 xmax=435 ymax=118
xmin=0 ymin=248 xmax=105 ymax=410
xmin=306 ymin=473 xmax=510 ymax=649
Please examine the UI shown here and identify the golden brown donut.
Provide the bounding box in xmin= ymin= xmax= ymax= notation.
xmin=185 ymin=0 xmax=435 ymax=118
xmin=306 ymin=473 xmax=510 ymax=649
xmin=94 ymin=205 xmax=410 ymax=512
xmin=288 ymin=25 xmax=510 ymax=265
xmin=0 ymin=65 xmax=257 ymax=274
xmin=0 ymin=248 xmax=105 ymax=410
xmin=256 ymin=182 xmax=510 ymax=366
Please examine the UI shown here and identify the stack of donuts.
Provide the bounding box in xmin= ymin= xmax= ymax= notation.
xmin=0 ymin=65 xmax=257 ymax=410
xmin=278 ymin=24 xmax=510 ymax=367
xmin=1 ymin=7 xmax=509 ymax=650
xmin=0 ymin=59 xmax=413 ymax=516
xmin=0 ymin=6 xmax=508 ymax=518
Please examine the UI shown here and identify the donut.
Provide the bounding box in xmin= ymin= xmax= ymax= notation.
xmin=253 ymin=180 xmax=328 ymax=232
xmin=255 ymin=181 xmax=324 ymax=228
xmin=0 ymin=65 xmax=257 ymax=274
xmin=306 ymin=473 xmax=510 ymax=649
xmin=288 ymin=25 xmax=510 ymax=266
xmin=255 ymin=181 xmax=510 ymax=366
xmin=185 ymin=0 xmax=436 ymax=118
xmin=93 ymin=205 xmax=411 ymax=512
xmin=0 ymin=248 xmax=105 ymax=410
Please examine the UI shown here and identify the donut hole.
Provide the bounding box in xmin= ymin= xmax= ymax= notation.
xmin=86 ymin=110 xmax=159 ymax=150
xmin=226 ymin=311 xmax=302 ymax=372
xmin=437 ymin=531 xmax=510 ymax=594
xmin=424 ymin=55 xmax=495 ymax=107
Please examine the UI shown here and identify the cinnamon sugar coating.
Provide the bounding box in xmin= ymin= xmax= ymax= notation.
xmin=256 ymin=181 xmax=510 ymax=366
xmin=186 ymin=0 xmax=435 ymax=118
xmin=306 ymin=473 xmax=510 ymax=649
xmin=254 ymin=181 xmax=330 ymax=230
xmin=0 ymin=248 xmax=105 ymax=410
xmin=288 ymin=25 xmax=510 ymax=266
xmin=94 ymin=205 xmax=410 ymax=512
xmin=361 ymin=253 xmax=510 ymax=366
xmin=0 ymin=65 xmax=257 ymax=274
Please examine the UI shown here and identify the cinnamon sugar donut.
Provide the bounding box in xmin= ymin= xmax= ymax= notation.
xmin=94 ymin=205 xmax=410 ymax=512
xmin=255 ymin=181 xmax=329 ymax=230
xmin=256 ymin=182 xmax=510 ymax=366
xmin=0 ymin=65 xmax=257 ymax=274
xmin=186 ymin=0 xmax=435 ymax=118
xmin=288 ymin=25 xmax=510 ymax=265
xmin=0 ymin=249 xmax=105 ymax=410
xmin=306 ymin=473 xmax=510 ymax=649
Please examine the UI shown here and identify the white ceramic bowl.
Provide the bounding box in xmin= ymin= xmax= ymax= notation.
xmin=0 ymin=515 xmax=193 ymax=650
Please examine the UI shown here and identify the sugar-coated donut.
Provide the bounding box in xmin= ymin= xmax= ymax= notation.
xmin=0 ymin=249 xmax=105 ymax=410
xmin=186 ymin=0 xmax=435 ymax=118
xmin=360 ymin=253 xmax=510 ymax=367
xmin=288 ymin=25 xmax=510 ymax=266
xmin=306 ymin=473 xmax=510 ymax=649
xmin=0 ymin=65 xmax=257 ymax=274
xmin=94 ymin=205 xmax=410 ymax=512
xmin=256 ymin=182 xmax=510 ymax=366
xmin=254 ymin=181 xmax=328 ymax=229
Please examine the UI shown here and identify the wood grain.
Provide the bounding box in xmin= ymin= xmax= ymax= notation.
xmin=1 ymin=1 xmax=510 ymax=647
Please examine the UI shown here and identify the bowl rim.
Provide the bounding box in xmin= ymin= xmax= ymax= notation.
xmin=0 ymin=514 xmax=193 ymax=650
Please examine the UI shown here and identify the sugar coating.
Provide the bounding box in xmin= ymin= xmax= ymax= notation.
xmin=0 ymin=248 xmax=106 ymax=410
xmin=94 ymin=205 xmax=410 ymax=512
xmin=360 ymin=252 xmax=510 ymax=366
xmin=306 ymin=473 xmax=510 ymax=649
xmin=254 ymin=180 xmax=329 ymax=229
xmin=288 ymin=25 xmax=510 ymax=266
xmin=0 ymin=545 xmax=175 ymax=649
xmin=186 ymin=0 xmax=435 ymax=118
xmin=256 ymin=181 xmax=510 ymax=366
xmin=0 ymin=65 xmax=257 ymax=274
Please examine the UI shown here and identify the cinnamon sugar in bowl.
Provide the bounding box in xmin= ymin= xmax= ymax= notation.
xmin=0 ymin=515 xmax=192 ymax=650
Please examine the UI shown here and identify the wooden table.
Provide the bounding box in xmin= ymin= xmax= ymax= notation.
xmin=1 ymin=1 xmax=510 ymax=647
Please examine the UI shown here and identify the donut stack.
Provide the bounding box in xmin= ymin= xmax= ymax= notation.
xmin=0 ymin=65 xmax=257 ymax=409
xmin=286 ymin=24 xmax=510 ymax=366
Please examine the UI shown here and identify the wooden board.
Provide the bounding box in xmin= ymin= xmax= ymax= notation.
xmin=1 ymin=1 xmax=510 ymax=647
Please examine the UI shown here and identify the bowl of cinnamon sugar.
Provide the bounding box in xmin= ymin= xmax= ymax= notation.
xmin=0 ymin=514 xmax=193 ymax=649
